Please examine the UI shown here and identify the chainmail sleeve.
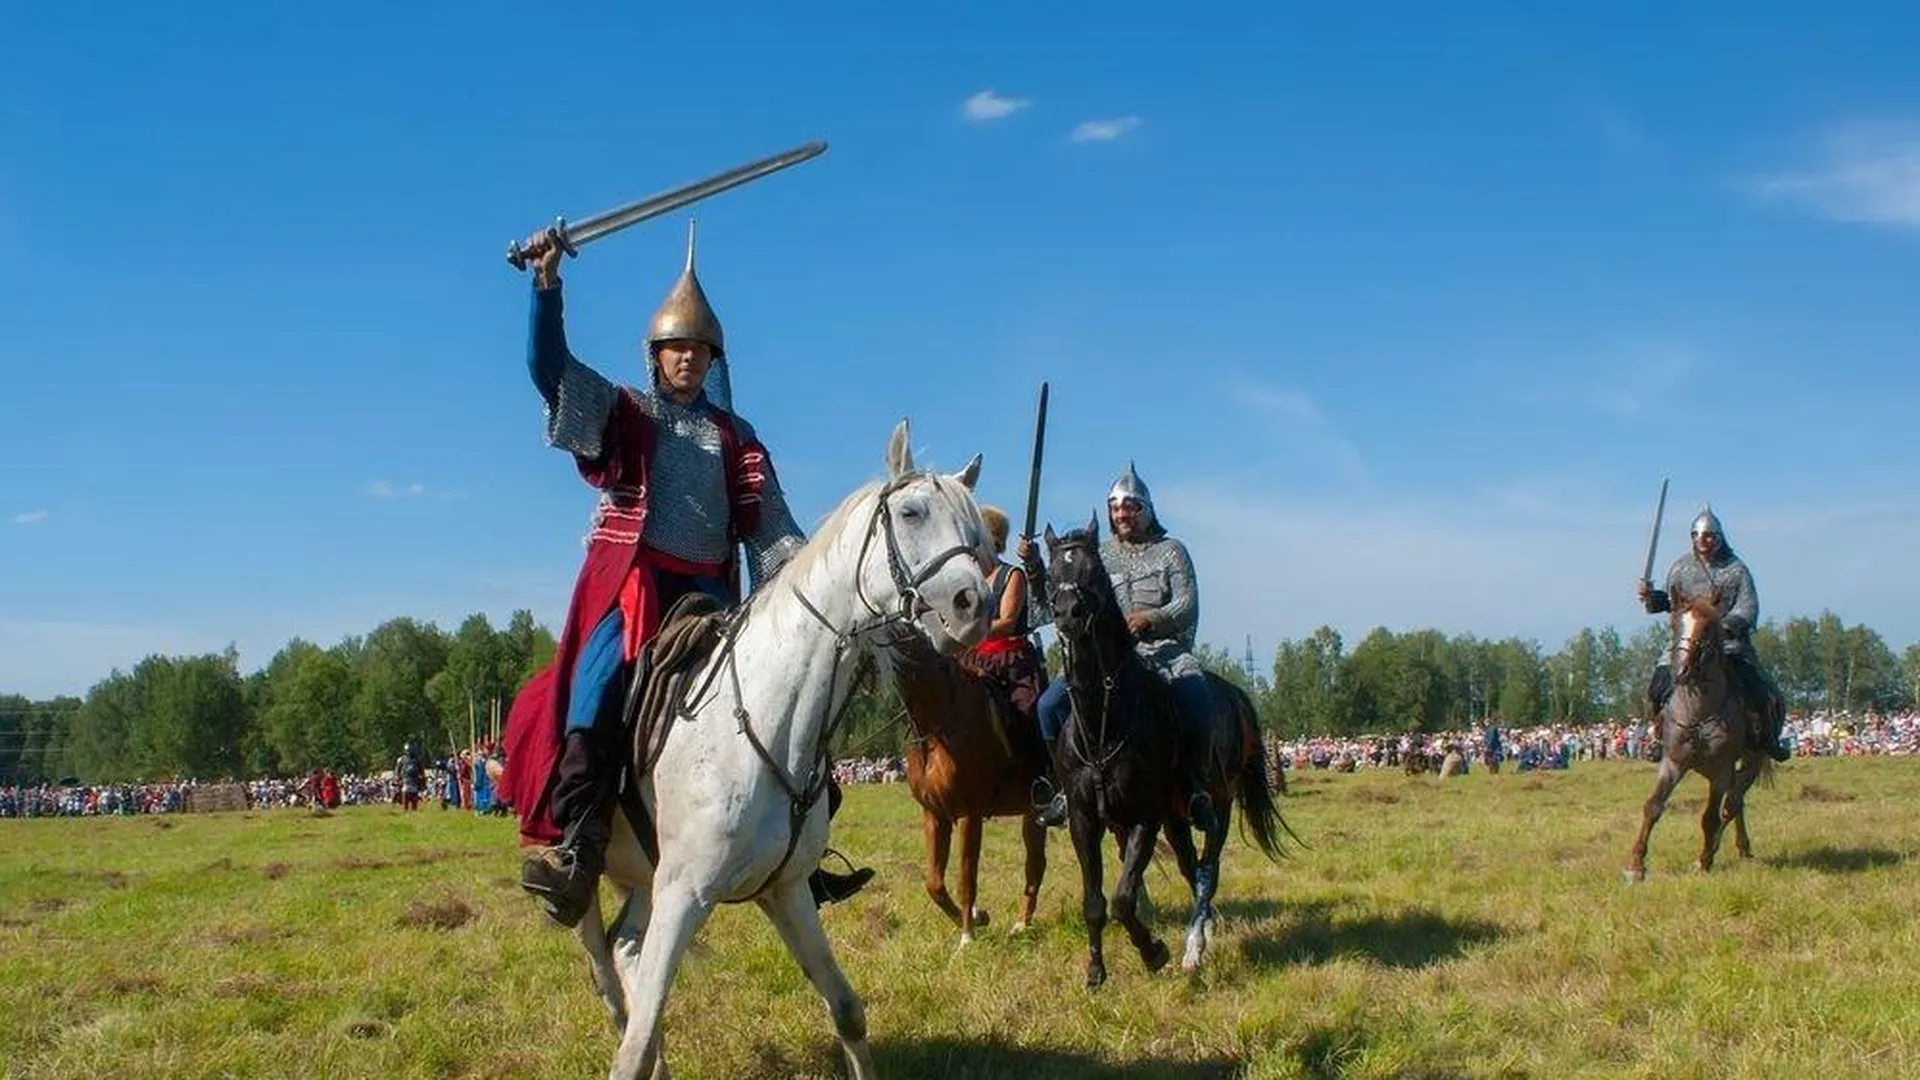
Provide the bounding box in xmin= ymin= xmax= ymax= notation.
xmin=1146 ymin=539 xmax=1199 ymax=643
xmin=728 ymin=415 xmax=805 ymax=590
xmin=528 ymin=283 xmax=617 ymax=461
xmin=1723 ymin=561 xmax=1758 ymax=637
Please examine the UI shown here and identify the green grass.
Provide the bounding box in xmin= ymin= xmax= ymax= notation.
xmin=4 ymin=757 xmax=1919 ymax=1079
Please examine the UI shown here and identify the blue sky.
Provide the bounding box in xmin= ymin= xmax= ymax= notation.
xmin=3 ymin=2 xmax=1918 ymax=697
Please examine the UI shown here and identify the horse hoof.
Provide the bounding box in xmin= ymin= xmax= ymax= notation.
xmin=1621 ymin=868 xmax=1646 ymax=884
xmin=1142 ymin=939 xmax=1171 ymax=973
xmin=955 ymin=932 xmax=974 ymax=952
xmin=971 ymin=907 xmax=991 ymax=927
xmin=1010 ymin=920 xmax=1030 ymax=935
xmin=1086 ymin=962 xmax=1107 ymax=989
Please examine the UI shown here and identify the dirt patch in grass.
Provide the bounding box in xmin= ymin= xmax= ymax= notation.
xmin=1521 ymin=779 xmax=1548 ymax=791
xmin=336 ymin=848 xmax=492 ymax=873
xmin=1348 ymin=788 xmax=1401 ymax=805
xmin=201 ymin=857 xmax=235 ymax=873
xmin=262 ymin=862 xmax=291 ymax=880
xmin=400 ymin=897 xmax=476 ymax=931
xmin=344 ymin=1018 xmax=390 ymax=1039
xmin=1798 ymin=784 xmax=1856 ymax=803
xmin=97 ymin=871 xmax=130 ymax=890
xmin=214 ymin=925 xmax=278 ymax=946
xmin=30 ymin=897 xmax=69 ymax=914
xmin=212 ymin=974 xmax=279 ymax=998
xmin=150 ymin=819 xmax=174 ymax=830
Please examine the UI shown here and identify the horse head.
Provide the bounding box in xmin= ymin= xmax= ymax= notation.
xmin=1671 ymin=590 xmax=1726 ymax=686
xmin=1042 ymin=516 xmax=1124 ymax=647
xmin=855 ymin=420 xmax=993 ymax=654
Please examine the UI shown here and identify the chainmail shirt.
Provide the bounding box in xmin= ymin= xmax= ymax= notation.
xmin=1100 ymin=534 xmax=1202 ymax=679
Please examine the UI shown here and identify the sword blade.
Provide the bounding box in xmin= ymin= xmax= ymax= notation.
xmin=508 ymin=141 xmax=827 ymax=268
xmin=1641 ymin=477 xmax=1669 ymax=585
xmin=1021 ymin=382 xmax=1050 ymax=541
xmin=566 ymin=141 xmax=826 ymax=246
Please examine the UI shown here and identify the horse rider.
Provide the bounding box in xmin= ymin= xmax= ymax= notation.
xmin=1636 ymin=506 xmax=1792 ymax=762
xmin=503 ymin=224 xmax=873 ymax=929
xmin=1020 ymin=461 xmax=1221 ymax=832
xmin=955 ymin=506 xmax=1049 ymax=745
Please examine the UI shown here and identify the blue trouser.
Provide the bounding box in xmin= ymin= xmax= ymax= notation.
xmin=553 ymin=567 xmax=731 ymax=829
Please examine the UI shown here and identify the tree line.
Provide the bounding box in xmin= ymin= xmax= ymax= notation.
xmin=3 ymin=608 xmax=1916 ymax=784
xmin=1208 ymin=611 xmax=1920 ymax=739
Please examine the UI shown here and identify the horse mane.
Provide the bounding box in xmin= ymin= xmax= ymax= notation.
xmin=769 ymin=477 xmax=886 ymax=589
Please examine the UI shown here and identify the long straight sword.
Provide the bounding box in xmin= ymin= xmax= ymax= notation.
xmin=1020 ymin=382 xmax=1050 ymax=542
xmin=507 ymin=141 xmax=827 ymax=270
xmin=1641 ymin=477 xmax=1670 ymax=586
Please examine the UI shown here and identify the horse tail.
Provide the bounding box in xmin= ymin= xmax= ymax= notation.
xmin=1219 ymin=680 xmax=1297 ymax=862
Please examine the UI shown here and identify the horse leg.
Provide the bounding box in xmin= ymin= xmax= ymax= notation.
xmin=1111 ymin=823 xmax=1170 ymax=975
xmin=1624 ymin=757 xmax=1683 ymax=882
xmin=921 ymin=810 xmax=964 ymax=930
xmin=1696 ymin=778 xmax=1728 ymax=873
xmin=1069 ymin=811 xmax=1109 ymax=989
xmin=1182 ymin=807 xmax=1231 ymax=972
xmin=579 ymin=884 xmax=639 ymax=1032
xmin=1728 ymin=758 xmax=1761 ymax=860
xmin=1013 ymin=814 xmax=1045 ymax=933
xmin=956 ymin=814 xmax=987 ymax=948
xmin=758 ymin=879 xmax=877 ymax=1080
xmin=606 ymin=880 xmax=712 ymax=1080
xmin=1163 ymin=822 xmax=1205 ymax=971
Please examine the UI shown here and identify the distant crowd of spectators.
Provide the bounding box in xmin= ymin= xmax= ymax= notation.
xmin=1269 ymin=709 xmax=1920 ymax=774
xmin=7 ymin=712 xmax=1916 ymax=818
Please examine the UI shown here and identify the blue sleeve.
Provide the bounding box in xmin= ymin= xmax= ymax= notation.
xmin=527 ymin=283 xmax=570 ymax=407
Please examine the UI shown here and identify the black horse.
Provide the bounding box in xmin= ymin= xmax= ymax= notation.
xmin=1042 ymin=521 xmax=1288 ymax=987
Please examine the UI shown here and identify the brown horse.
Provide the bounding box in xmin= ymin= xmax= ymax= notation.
xmin=1624 ymin=595 xmax=1776 ymax=882
xmin=885 ymin=635 xmax=1049 ymax=949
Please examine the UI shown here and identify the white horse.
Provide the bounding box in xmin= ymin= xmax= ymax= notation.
xmin=571 ymin=420 xmax=993 ymax=1080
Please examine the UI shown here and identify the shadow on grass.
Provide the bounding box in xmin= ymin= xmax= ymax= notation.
xmin=1240 ymin=899 xmax=1506 ymax=970
xmin=1763 ymin=846 xmax=1904 ymax=873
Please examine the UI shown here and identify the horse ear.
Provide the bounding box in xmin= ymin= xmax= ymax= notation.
xmin=1043 ymin=523 xmax=1058 ymax=548
xmin=952 ymin=454 xmax=982 ymax=491
xmin=885 ymin=418 xmax=914 ymax=478
xmin=1087 ymin=511 xmax=1100 ymax=538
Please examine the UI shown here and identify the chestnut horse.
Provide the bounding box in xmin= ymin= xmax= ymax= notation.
xmin=1625 ymin=594 xmax=1776 ymax=882
xmin=884 ymin=634 xmax=1050 ymax=949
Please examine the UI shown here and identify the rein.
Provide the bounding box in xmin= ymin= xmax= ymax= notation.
xmin=1052 ymin=542 xmax=1130 ymax=774
xmin=678 ymin=470 xmax=979 ymax=903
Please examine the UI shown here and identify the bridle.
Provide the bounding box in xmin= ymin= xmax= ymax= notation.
xmin=1048 ymin=537 xmax=1130 ymax=771
xmin=681 ymin=470 xmax=986 ymax=902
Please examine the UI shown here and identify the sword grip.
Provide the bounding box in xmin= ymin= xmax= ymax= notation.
xmin=504 ymin=225 xmax=578 ymax=271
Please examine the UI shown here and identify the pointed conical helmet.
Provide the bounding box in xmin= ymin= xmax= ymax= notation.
xmin=1106 ymin=460 xmax=1158 ymax=529
xmin=645 ymin=220 xmax=725 ymax=358
xmin=1690 ymin=505 xmax=1723 ymax=538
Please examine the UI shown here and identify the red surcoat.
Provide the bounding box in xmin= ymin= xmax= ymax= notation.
xmin=500 ymin=387 xmax=769 ymax=845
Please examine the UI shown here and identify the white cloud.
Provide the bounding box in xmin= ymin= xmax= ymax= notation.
xmin=12 ymin=509 xmax=48 ymax=525
xmin=365 ymin=481 xmax=426 ymax=499
xmin=1069 ymin=116 xmax=1143 ymax=143
xmin=1231 ymin=384 xmax=1367 ymax=482
xmin=1514 ymin=340 xmax=1699 ymax=418
xmin=962 ymin=90 xmax=1030 ymax=123
xmin=1753 ymin=122 xmax=1920 ymax=229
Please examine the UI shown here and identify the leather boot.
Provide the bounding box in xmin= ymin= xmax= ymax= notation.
xmin=521 ymin=811 xmax=609 ymax=928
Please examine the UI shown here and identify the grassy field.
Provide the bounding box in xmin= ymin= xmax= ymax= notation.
xmin=4 ymin=756 xmax=1918 ymax=1079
